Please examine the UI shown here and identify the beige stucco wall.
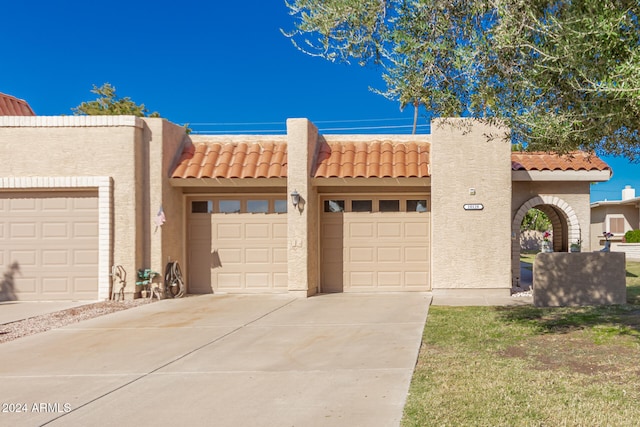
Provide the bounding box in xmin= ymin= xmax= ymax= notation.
xmin=0 ymin=116 xmax=187 ymax=299
xmin=0 ymin=118 xmax=142 ymax=298
xmin=430 ymin=119 xmax=512 ymax=296
xmin=286 ymin=118 xmax=320 ymax=296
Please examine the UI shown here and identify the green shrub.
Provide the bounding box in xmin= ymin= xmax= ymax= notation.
xmin=624 ymin=229 xmax=640 ymax=243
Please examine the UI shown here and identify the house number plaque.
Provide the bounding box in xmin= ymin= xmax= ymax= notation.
xmin=463 ymin=204 xmax=484 ymax=211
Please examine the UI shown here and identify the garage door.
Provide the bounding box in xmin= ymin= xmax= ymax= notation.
xmin=321 ymin=195 xmax=430 ymax=292
xmin=188 ymin=196 xmax=288 ymax=293
xmin=0 ymin=191 xmax=99 ymax=301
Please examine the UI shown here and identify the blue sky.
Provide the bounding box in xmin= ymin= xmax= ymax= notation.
xmin=1 ymin=0 xmax=637 ymax=201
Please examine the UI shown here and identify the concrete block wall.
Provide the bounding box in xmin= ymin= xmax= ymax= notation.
xmin=430 ymin=119 xmax=512 ymax=296
xmin=533 ymin=252 xmax=626 ymax=306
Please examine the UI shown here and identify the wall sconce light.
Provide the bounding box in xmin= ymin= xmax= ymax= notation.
xmin=290 ymin=189 xmax=301 ymax=208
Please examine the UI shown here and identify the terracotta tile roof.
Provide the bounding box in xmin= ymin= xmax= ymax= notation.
xmin=314 ymin=140 xmax=430 ymax=178
xmin=172 ymin=141 xmax=609 ymax=181
xmin=0 ymin=93 xmax=35 ymax=116
xmin=171 ymin=141 xmax=287 ymax=179
xmin=511 ymin=151 xmax=611 ymax=172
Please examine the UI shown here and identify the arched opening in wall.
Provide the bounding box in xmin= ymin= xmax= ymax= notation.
xmin=511 ymin=196 xmax=580 ymax=291
xmin=517 ymin=206 xmax=569 ymax=290
xmin=520 ymin=208 xmax=552 ymax=252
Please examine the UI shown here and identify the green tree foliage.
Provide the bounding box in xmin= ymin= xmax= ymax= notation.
xmin=285 ymin=0 xmax=640 ymax=159
xmin=521 ymin=208 xmax=551 ymax=232
xmin=73 ymin=83 xmax=160 ymax=117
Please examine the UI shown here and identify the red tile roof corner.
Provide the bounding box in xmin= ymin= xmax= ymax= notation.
xmin=511 ymin=151 xmax=611 ymax=173
xmin=0 ymin=93 xmax=35 ymax=116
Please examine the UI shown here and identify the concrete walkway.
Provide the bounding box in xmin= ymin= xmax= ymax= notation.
xmin=0 ymin=293 xmax=431 ymax=427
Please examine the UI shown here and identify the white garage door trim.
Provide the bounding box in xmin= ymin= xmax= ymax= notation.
xmin=320 ymin=194 xmax=431 ymax=292
xmin=0 ymin=176 xmax=112 ymax=299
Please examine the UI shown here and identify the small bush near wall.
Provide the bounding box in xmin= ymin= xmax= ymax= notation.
xmin=625 ymin=229 xmax=640 ymax=243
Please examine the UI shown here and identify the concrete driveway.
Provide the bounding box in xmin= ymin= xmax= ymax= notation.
xmin=0 ymin=293 xmax=431 ymax=427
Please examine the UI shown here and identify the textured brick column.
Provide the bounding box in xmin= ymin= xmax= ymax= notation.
xmin=286 ymin=118 xmax=320 ymax=297
xmin=431 ymin=119 xmax=512 ymax=297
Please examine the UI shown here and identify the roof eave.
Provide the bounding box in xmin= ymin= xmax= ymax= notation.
xmin=591 ymin=197 xmax=640 ymax=208
xmin=169 ymin=177 xmax=287 ymax=187
xmin=512 ymin=170 xmax=611 ymax=182
xmin=312 ymin=177 xmax=431 ymax=187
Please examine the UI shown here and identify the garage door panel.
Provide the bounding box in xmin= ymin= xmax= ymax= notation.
xmin=42 ymin=222 xmax=68 ymax=238
xmin=73 ymin=222 xmax=98 ymax=238
xmin=322 ymin=223 xmax=343 ymax=237
xmin=42 ymin=250 xmax=68 ymax=265
xmin=42 ymin=198 xmax=68 ymax=210
xmin=217 ymin=273 xmax=243 ymax=289
xmin=11 ymin=223 xmax=37 ymax=238
xmin=350 ymin=271 xmax=373 ymax=287
xmin=273 ymin=273 xmax=288 ymax=288
xmin=73 ymin=197 xmax=98 ymax=210
xmin=245 ymin=248 xmax=270 ymax=263
xmin=217 ymin=223 xmax=242 ymax=239
xmin=377 ymin=222 xmax=402 ymax=238
xmin=322 ymin=247 xmax=342 ymax=263
xmin=211 ymin=213 xmax=286 ymax=291
xmin=349 ymin=247 xmax=374 ymax=262
xmin=273 ymin=222 xmax=287 ymax=238
xmin=10 ymin=250 xmax=37 ymax=266
xmin=377 ymin=247 xmax=402 ymax=262
xmin=10 ymin=198 xmax=36 ymax=211
xmin=74 ymin=277 xmax=97 ymax=293
xmin=405 ymin=272 xmax=430 ymax=287
xmin=245 ymin=223 xmax=270 ymax=239
xmin=246 ymin=273 xmax=270 ymax=288
xmin=16 ymin=278 xmax=37 ymax=293
xmin=349 ymin=223 xmax=374 ymax=238
xmin=42 ymin=277 xmax=70 ymax=293
xmin=378 ymin=272 xmax=402 ymax=286
xmin=321 ymin=195 xmax=430 ymax=292
xmin=219 ymin=248 xmax=242 ymax=264
xmin=404 ymin=247 xmax=429 ymax=262
xmin=273 ymin=247 xmax=287 ymax=264
xmin=189 ymin=223 xmax=210 ymax=241
xmin=405 ymin=222 xmax=428 ymax=238
xmin=0 ymin=192 xmax=98 ymax=301
xmin=74 ymin=249 xmax=98 ymax=265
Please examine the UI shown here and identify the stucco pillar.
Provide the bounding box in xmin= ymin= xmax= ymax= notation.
xmin=286 ymin=118 xmax=320 ymax=297
xmin=430 ymin=119 xmax=512 ymax=297
xmin=143 ymin=118 xmax=187 ymax=293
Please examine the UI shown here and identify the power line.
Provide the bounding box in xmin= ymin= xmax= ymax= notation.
xmin=190 ymin=123 xmax=431 ymax=135
xmin=187 ymin=117 xmax=415 ymax=126
xmin=319 ymin=124 xmax=430 ymax=132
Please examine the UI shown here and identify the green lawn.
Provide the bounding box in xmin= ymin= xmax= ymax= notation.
xmin=402 ymin=261 xmax=640 ymax=426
